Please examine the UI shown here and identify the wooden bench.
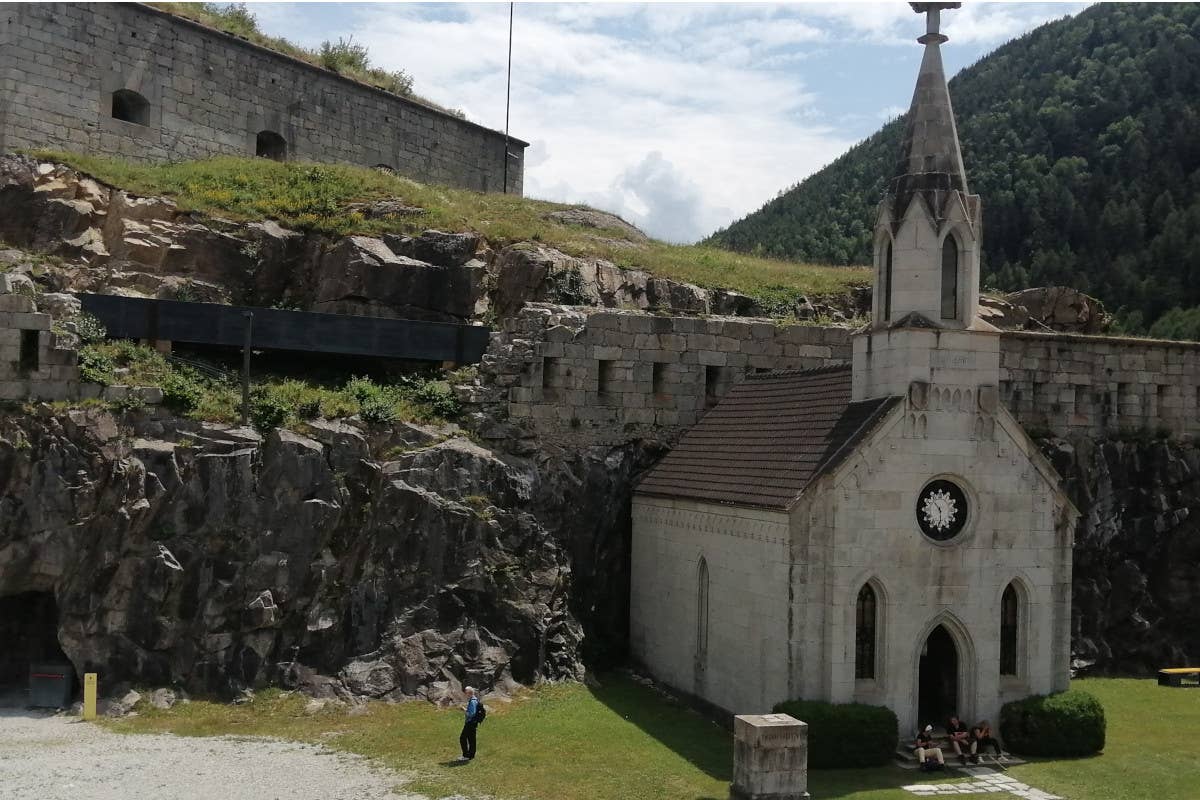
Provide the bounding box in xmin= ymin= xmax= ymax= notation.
xmin=1158 ymin=667 xmax=1200 ymax=687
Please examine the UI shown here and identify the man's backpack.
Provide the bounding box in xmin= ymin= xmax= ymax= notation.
xmin=474 ymin=702 xmax=487 ymax=724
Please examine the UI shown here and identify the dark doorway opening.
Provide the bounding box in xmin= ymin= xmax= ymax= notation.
xmin=256 ymin=130 xmax=287 ymax=161
xmin=917 ymin=624 xmax=958 ymax=728
xmin=0 ymin=593 xmax=74 ymax=706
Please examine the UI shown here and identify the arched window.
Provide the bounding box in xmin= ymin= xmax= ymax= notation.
xmin=1000 ymin=583 xmax=1019 ymax=676
xmin=883 ymin=240 xmax=893 ymax=321
xmin=855 ymin=583 xmax=877 ymax=680
xmin=256 ymin=130 xmax=288 ymax=161
xmin=111 ymin=89 xmax=150 ymax=126
xmin=696 ymin=557 xmax=710 ymax=658
xmin=941 ymin=234 xmax=959 ymax=320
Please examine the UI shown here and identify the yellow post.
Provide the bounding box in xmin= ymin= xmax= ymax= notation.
xmin=83 ymin=673 xmax=97 ymax=721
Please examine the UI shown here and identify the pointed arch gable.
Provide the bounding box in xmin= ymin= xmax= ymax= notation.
xmin=911 ymin=610 xmax=978 ymax=722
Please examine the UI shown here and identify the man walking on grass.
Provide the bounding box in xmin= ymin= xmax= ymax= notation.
xmin=459 ymin=686 xmax=481 ymax=761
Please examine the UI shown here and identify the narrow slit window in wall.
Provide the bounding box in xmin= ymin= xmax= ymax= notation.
xmin=18 ymin=330 xmax=39 ymax=375
xmin=597 ymin=359 xmax=614 ymax=401
xmin=1000 ymin=583 xmax=1019 ymax=676
xmin=696 ymin=557 xmax=709 ymax=658
xmin=855 ymin=583 xmax=877 ymax=680
xmin=652 ymin=362 xmax=666 ymax=396
xmin=941 ymin=235 xmax=958 ymax=320
xmin=883 ymin=241 xmax=893 ymax=321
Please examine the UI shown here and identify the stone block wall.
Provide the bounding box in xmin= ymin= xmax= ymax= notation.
xmin=0 ymin=285 xmax=79 ymax=401
xmin=469 ymin=306 xmax=1200 ymax=449
xmin=0 ymin=3 xmax=524 ymax=194
xmin=467 ymin=304 xmax=853 ymax=449
xmin=998 ymin=331 xmax=1200 ymax=439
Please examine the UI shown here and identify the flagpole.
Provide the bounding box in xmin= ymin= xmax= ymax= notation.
xmin=502 ymin=1 xmax=513 ymax=194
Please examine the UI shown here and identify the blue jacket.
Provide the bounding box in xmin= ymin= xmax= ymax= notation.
xmin=465 ymin=697 xmax=480 ymax=723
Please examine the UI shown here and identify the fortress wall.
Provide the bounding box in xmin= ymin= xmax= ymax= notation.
xmin=0 ymin=3 xmax=523 ymax=194
xmin=470 ymin=306 xmax=1200 ymax=449
xmin=468 ymin=304 xmax=853 ymax=449
xmin=998 ymin=330 xmax=1200 ymax=438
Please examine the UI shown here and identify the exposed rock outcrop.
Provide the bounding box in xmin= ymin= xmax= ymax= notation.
xmin=1043 ymin=434 xmax=1200 ymax=673
xmin=979 ymin=286 xmax=1111 ymax=334
xmin=0 ymin=408 xmax=651 ymax=699
xmin=0 ymin=155 xmax=483 ymax=324
xmin=543 ymin=208 xmax=649 ymax=243
xmin=1 ymin=155 xmax=870 ymax=324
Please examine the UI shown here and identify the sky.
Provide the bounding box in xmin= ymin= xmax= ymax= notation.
xmin=246 ymin=1 xmax=1090 ymax=243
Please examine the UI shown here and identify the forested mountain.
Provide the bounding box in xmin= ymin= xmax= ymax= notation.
xmin=707 ymin=3 xmax=1200 ymax=333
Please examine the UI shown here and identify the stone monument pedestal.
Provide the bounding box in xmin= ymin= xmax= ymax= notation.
xmin=729 ymin=713 xmax=810 ymax=800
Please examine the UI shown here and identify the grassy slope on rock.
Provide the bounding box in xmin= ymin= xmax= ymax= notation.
xmin=101 ymin=675 xmax=1195 ymax=800
xmin=33 ymin=152 xmax=868 ymax=306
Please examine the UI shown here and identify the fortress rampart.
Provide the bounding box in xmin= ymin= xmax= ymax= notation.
xmin=998 ymin=330 xmax=1200 ymax=438
xmin=0 ymin=3 xmax=524 ymax=193
xmin=469 ymin=306 xmax=1200 ymax=449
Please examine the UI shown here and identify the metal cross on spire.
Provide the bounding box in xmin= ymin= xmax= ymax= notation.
xmin=910 ymin=2 xmax=960 ymax=45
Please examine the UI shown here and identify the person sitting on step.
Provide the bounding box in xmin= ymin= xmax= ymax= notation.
xmin=970 ymin=719 xmax=1002 ymax=763
xmin=946 ymin=714 xmax=971 ymax=764
xmin=914 ymin=725 xmax=945 ymax=770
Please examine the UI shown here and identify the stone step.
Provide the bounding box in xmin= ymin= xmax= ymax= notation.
xmin=896 ymin=745 xmax=1027 ymax=769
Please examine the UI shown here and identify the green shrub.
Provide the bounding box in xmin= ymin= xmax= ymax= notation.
xmin=1000 ymin=690 xmax=1105 ymax=757
xmin=409 ymin=379 xmax=461 ymax=420
xmin=296 ymin=396 xmax=322 ymax=420
xmin=359 ymin=395 xmax=398 ymax=425
xmin=345 ymin=375 xmax=386 ymax=406
xmin=772 ymin=699 xmax=897 ymax=768
xmin=250 ymin=391 xmax=290 ymax=432
xmin=109 ymin=394 xmax=145 ymax=414
xmin=77 ymin=346 xmax=115 ymax=385
xmin=160 ymin=369 xmax=206 ymax=414
xmin=74 ymin=313 xmax=107 ymax=344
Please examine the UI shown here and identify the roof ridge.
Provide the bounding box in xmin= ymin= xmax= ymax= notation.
xmin=745 ymin=363 xmax=851 ymax=380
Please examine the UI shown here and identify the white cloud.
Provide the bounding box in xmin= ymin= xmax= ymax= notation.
xmin=327 ymin=3 xmax=852 ymax=242
xmin=243 ymin=2 xmax=1090 ymax=243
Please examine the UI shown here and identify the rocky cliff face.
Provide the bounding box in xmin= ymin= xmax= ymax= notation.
xmin=0 ymin=408 xmax=649 ymax=699
xmin=1045 ymin=435 xmax=1200 ymax=673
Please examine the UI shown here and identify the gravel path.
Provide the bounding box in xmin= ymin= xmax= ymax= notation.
xmin=0 ymin=708 xmax=425 ymax=800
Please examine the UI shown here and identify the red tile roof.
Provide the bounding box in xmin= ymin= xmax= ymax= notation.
xmin=635 ymin=365 xmax=899 ymax=509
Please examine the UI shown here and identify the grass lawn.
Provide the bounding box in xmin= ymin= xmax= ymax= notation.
xmin=1003 ymin=678 xmax=1200 ymax=800
xmin=30 ymin=152 xmax=869 ymax=309
xmin=102 ymin=672 xmax=1200 ymax=800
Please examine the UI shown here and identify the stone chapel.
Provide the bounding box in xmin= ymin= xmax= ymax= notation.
xmin=630 ymin=3 xmax=1078 ymax=735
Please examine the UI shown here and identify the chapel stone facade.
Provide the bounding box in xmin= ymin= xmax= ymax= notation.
xmin=630 ymin=3 xmax=1077 ymax=736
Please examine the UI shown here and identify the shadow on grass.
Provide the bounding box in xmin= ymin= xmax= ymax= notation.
xmin=587 ymin=673 xmax=1004 ymax=800
xmin=587 ymin=675 xmax=732 ymax=784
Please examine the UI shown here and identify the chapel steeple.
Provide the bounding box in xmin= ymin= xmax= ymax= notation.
xmin=871 ymin=2 xmax=983 ymax=333
xmin=887 ymin=2 xmax=969 ymax=224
